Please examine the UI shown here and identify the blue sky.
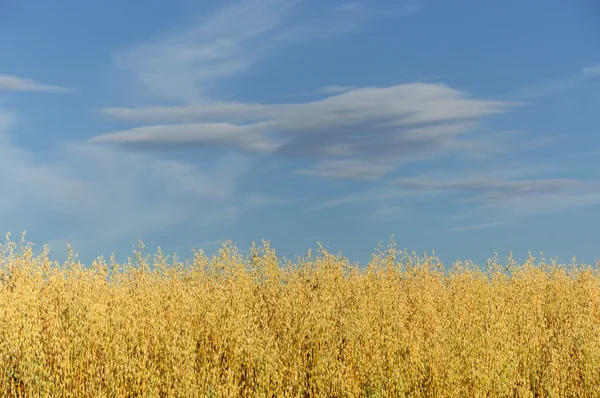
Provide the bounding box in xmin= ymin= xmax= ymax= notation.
xmin=1 ymin=0 xmax=599 ymax=269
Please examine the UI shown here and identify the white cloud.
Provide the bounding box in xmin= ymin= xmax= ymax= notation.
xmin=0 ymin=74 xmax=74 ymax=93
xmin=113 ymin=0 xmax=419 ymax=104
xmin=114 ymin=0 xmax=295 ymax=103
xmin=96 ymin=83 xmax=518 ymax=180
xmin=98 ymin=1 xmax=476 ymax=182
xmin=0 ymin=101 xmax=252 ymax=257
xmin=0 ymin=0 xmax=422 ymax=257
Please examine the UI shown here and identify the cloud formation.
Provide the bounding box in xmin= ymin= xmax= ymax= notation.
xmin=390 ymin=177 xmax=589 ymax=200
xmin=0 ymin=74 xmax=73 ymax=93
xmin=96 ymin=83 xmax=517 ymax=180
xmin=89 ymin=122 xmax=282 ymax=155
xmin=506 ymin=64 xmax=600 ymax=100
xmin=84 ymin=0 xmax=600 ymax=235
xmin=311 ymin=163 xmax=600 ymax=230
xmin=393 ymin=175 xmax=600 ymax=231
xmin=0 ymin=81 xmax=252 ymax=259
xmin=0 ymin=0 xmax=424 ymax=258
xmin=113 ymin=0 xmax=418 ymax=104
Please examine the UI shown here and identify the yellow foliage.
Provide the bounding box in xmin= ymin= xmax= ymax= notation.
xmin=0 ymin=232 xmax=598 ymax=397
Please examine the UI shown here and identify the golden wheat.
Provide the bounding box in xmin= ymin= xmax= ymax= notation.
xmin=0 ymin=231 xmax=599 ymax=397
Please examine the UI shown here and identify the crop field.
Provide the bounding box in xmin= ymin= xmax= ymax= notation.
xmin=0 ymin=232 xmax=599 ymax=397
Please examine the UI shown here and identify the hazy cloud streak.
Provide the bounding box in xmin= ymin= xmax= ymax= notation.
xmin=0 ymin=74 xmax=74 ymax=93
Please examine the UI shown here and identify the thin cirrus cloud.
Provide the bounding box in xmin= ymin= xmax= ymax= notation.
xmin=113 ymin=0 xmax=420 ymax=104
xmin=0 ymin=76 xmax=253 ymax=259
xmin=391 ymin=171 xmax=600 ymax=231
xmin=89 ymin=122 xmax=283 ymax=156
xmin=390 ymin=177 xmax=590 ymax=199
xmin=310 ymin=163 xmax=568 ymax=211
xmin=0 ymin=74 xmax=74 ymax=93
xmin=504 ymin=63 xmax=600 ymax=100
xmin=95 ymin=83 xmax=519 ymax=181
xmin=309 ymin=163 xmax=600 ymax=230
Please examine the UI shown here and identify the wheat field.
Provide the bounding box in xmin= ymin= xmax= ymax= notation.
xmin=0 ymin=232 xmax=599 ymax=397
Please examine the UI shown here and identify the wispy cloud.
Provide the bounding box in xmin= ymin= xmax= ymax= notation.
xmin=113 ymin=0 xmax=419 ymax=104
xmin=89 ymin=122 xmax=282 ymax=155
xmin=282 ymin=85 xmax=358 ymax=99
xmin=0 ymin=100 xmax=252 ymax=258
xmin=312 ymin=163 xmax=600 ymax=230
xmin=582 ymin=64 xmax=600 ymax=76
xmin=96 ymin=83 xmax=518 ymax=180
xmin=315 ymin=85 xmax=357 ymax=95
xmin=390 ymin=177 xmax=588 ymax=199
xmin=0 ymin=74 xmax=74 ymax=93
xmin=446 ymin=189 xmax=600 ymax=232
xmin=392 ymin=169 xmax=600 ymax=231
xmin=506 ymin=63 xmax=600 ymax=100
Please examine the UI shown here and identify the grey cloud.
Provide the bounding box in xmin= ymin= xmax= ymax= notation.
xmin=95 ymin=83 xmax=518 ymax=180
xmin=101 ymin=84 xmax=511 ymax=126
xmin=312 ymin=163 xmax=600 ymax=230
xmin=391 ymin=177 xmax=589 ymax=199
xmin=89 ymin=122 xmax=283 ymax=155
xmin=308 ymin=166 xmax=572 ymax=212
xmin=391 ymin=174 xmax=600 ymax=230
xmin=0 ymin=75 xmax=74 ymax=93
xmin=102 ymin=0 xmax=499 ymax=181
